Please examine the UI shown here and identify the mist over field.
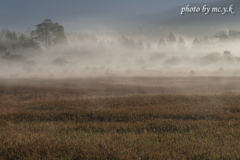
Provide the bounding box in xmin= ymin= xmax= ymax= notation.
xmin=3 ymin=1 xmax=240 ymax=159
xmin=0 ymin=0 xmax=240 ymax=79
xmin=1 ymin=26 xmax=240 ymax=78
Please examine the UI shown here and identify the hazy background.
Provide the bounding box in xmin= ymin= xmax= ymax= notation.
xmin=0 ymin=0 xmax=234 ymax=31
xmin=1 ymin=0 xmax=240 ymax=78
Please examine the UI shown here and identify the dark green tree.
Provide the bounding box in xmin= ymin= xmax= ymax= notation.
xmin=214 ymin=30 xmax=229 ymax=40
xmin=5 ymin=31 xmax=18 ymax=41
xmin=167 ymin=32 xmax=176 ymax=44
xmin=31 ymin=19 xmax=67 ymax=50
xmin=5 ymin=30 xmax=19 ymax=50
xmin=0 ymin=42 xmax=7 ymax=54
xmin=192 ymin=37 xmax=199 ymax=46
xmin=19 ymin=33 xmax=40 ymax=50
xmin=228 ymin=29 xmax=240 ymax=39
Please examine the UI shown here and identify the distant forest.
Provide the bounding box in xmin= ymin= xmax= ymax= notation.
xmin=1 ymin=24 xmax=240 ymax=57
xmin=1 ymin=19 xmax=240 ymax=78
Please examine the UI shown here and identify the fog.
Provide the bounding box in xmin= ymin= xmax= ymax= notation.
xmin=1 ymin=28 xmax=240 ymax=78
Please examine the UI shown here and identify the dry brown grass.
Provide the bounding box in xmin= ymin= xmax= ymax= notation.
xmin=1 ymin=77 xmax=240 ymax=159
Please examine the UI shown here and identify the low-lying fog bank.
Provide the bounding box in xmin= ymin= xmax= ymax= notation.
xmin=1 ymin=28 xmax=240 ymax=78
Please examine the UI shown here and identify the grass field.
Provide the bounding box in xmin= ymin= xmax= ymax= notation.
xmin=1 ymin=77 xmax=240 ymax=159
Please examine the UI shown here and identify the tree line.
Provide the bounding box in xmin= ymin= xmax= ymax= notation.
xmin=0 ymin=19 xmax=67 ymax=56
xmin=0 ymin=19 xmax=240 ymax=56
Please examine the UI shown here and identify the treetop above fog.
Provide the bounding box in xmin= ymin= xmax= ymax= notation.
xmin=31 ymin=19 xmax=67 ymax=50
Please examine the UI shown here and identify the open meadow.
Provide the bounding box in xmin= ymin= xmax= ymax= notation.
xmin=1 ymin=76 xmax=240 ymax=159
xmin=2 ymin=0 xmax=240 ymax=159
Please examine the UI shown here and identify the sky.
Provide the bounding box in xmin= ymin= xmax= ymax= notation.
xmin=0 ymin=0 xmax=226 ymax=31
